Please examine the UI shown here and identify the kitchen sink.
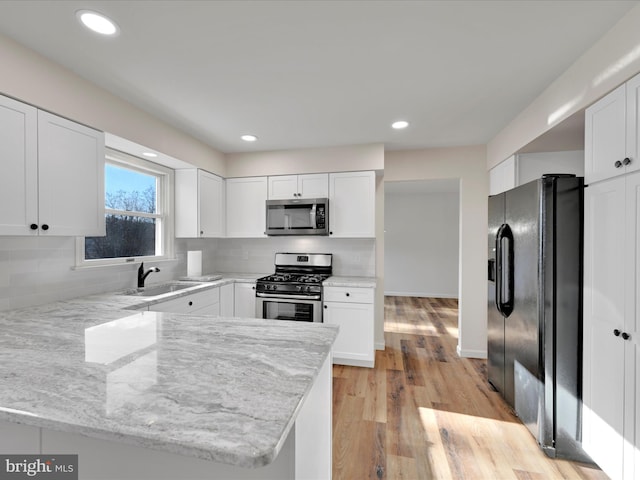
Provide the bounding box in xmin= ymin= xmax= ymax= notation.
xmin=125 ymin=282 xmax=204 ymax=297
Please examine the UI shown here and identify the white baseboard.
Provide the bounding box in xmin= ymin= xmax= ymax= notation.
xmin=383 ymin=291 xmax=458 ymax=299
xmin=457 ymin=344 xmax=487 ymax=359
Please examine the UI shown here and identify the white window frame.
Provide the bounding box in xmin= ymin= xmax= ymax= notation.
xmin=76 ymin=149 xmax=175 ymax=267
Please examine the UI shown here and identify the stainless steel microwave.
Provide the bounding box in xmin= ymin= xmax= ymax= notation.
xmin=265 ymin=198 xmax=329 ymax=236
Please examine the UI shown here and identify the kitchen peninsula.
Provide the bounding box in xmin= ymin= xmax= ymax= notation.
xmin=0 ymin=285 xmax=337 ymax=480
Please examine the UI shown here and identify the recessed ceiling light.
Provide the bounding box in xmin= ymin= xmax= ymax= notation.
xmin=76 ymin=10 xmax=119 ymax=36
xmin=142 ymin=152 xmax=158 ymax=158
xmin=241 ymin=134 xmax=258 ymax=142
xmin=392 ymin=120 xmax=409 ymax=129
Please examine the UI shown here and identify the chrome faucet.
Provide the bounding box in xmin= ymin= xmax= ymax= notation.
xmin=138 ymin=262 xmax=160 ymax=288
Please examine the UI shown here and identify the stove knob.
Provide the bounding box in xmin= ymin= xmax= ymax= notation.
xmin=305 ymin=286 xmax=311 ymax=292
xmin=296 ymin=285 xmax=302 ymax=292
xmin=272 ymin=285 xmax=277 ymax=290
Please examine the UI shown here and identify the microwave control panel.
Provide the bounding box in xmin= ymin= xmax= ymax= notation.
xmin=316 ymin=205 xmax=326 ymax=228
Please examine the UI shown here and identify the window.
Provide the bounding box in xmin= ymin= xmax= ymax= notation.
xmin=77 ymin=149 xmax=174 ymax=266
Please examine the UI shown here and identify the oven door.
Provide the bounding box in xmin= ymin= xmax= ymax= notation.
xmin=255 ymin=294 xmax=322 ymax=322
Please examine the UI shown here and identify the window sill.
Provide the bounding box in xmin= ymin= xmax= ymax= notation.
xmin=72 ymin=257 xmax=179 ymax=271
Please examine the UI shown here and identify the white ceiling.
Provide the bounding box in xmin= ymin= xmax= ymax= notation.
xmin=0 ymin=1 xmax=636 ymax=154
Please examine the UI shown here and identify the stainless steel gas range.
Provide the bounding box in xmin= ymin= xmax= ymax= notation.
xmin=255 ymin=253 xmax=332 ymax=322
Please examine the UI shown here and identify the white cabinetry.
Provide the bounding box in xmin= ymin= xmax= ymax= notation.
xmin=268 ymin=174 xmax=328 ymax=199
xmin=328 ymin=171 xmax=375 ymax=238
xmin=0 ymin=95 xmax=37 ymax=236
xmin=148 ymin=288 xmax=220 ymax=315
xmin=220 ymin=283 xmax=234 ymax=317
xmin=226 ymin=177 xmax=268 ymax=237
xmin=175 ymin=169 xmax=224 ymax=238
xmin=583 ymin=133 xmax=640 ymax=477
xmin=234 ymin=282 xmax=256 ymax=318
xmin=585 ymin=73 xmax=640 ymax=183
xmin=323 ymin=286 xmax=374 ymax=367
xmin=489 ymin=155 xmax=516 ymax=195
xmin=0 ymin=95 xmax=105 ymax=236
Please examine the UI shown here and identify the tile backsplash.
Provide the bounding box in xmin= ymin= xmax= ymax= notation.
xmin=213 ymin=237 xmax=376 ymax=276
xmin=0 ymin=236 xmax=374 ymax=311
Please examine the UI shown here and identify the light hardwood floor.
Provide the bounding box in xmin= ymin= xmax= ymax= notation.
xmin=332 ymin=296 xmax=608 ymax=480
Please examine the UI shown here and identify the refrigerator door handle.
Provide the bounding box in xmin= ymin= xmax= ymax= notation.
xmin=495 ymin=223 xmax=514 ymax=317
xmin=495 ymin=224 xmax=505 ymax=316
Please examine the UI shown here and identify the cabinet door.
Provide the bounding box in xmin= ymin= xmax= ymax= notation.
xmin=624 ymin=171 xmax=640 ymax=479
xmin=323 ymin=301 xmax=374 ymax=367
xmin=268 ymin=175 xmax=298 ymax=199
xmin=199 ymin=170 xmax=224 ymax=237
xmin=37 ymin=111 xmax=105 ymax=236
xmin=329 ymin=171 xmax=375 ymax=238
xmin=175 ymin=169 xmax=198 ymax=238
xmin=298 ymin=173 xmax=328 ymax=198
xmin=234 ymin=282 xmax=256 ymax=318
xmin=585 ymin=84 xmax=627 ymax=183
xmin=219 ymin=283 xmax=234 ymax=317
xmin=0 ymin=95 xmax=38 ymax=235
xmin=626 ymin=73 xmax=640 ymax=177
xmin=582 ymin=176 xmax=626 ymax=478
xmin=226 ymin=177 xmax=267 ymax=237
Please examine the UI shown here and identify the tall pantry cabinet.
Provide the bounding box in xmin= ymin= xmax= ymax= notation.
xmin=583 ymin=72 xmax=640 ymax=480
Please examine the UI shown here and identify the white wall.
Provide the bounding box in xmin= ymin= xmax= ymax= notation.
xmin=0 ymin=33 xmax=225 ymax=175
xmin=487 ymin=4 xmax=640 ymax=168
xmin=225 ymin=144 xmax=384 ymax=177
xmin=516 ymin=150 xmax=584 ymax=185
xmin=384 ymin=190 xmax=459 ymax=298
xmin=385 ymin=145 xmax=488 ymax=358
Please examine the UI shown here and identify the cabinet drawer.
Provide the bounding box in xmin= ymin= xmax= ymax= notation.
xmin=323 ymin=286 xmax=373 ymax=304
xmin=149 ymin=287 xmax=220 ymax=313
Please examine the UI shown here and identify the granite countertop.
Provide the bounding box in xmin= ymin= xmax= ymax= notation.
xmin=0 ymin=287 xmax=337 ymax=468
xmin=323 ymin=276 xmax=377 ymax=288
xmin=179 ymin=272 xmax=267 ymax=284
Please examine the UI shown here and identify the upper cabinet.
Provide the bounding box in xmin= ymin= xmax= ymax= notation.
xmin=0 ymin=95 xmax=105 ymax=236
xmin=329 ymin=171 xmax=375 ymax=238
xmin=585 ymin=73 xmax=640 ymax=183
xmin=489 ymin=155 xmax=516 ymax=195
xmin=268 ymin=173 xmax=328 ymax=199
xmin=175 ymin=169 xmax=225 ymax=238
xmin=226 ymin=177 xmax=268 ymax=237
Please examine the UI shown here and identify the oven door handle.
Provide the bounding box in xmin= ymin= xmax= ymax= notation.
xmin=256 ymin=292 xmax=321 ymax=301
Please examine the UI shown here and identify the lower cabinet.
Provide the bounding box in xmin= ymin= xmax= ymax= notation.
xmin=148 ymin=288 xmax=220 ymax=316
xmin=220 ymin=283 xmax=234 ymax=317
xmin=323 ymin=286 xmax=374 ymax=368
xmin=234 ymin=282 xmax=257 ymax=318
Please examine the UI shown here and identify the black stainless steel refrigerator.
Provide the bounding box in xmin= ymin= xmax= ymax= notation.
xmin=487 ymin=174 xmax=590 ymax=462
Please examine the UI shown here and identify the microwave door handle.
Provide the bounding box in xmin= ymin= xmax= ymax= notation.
xmin=311 ymin=204 xmax=316 ymax=227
